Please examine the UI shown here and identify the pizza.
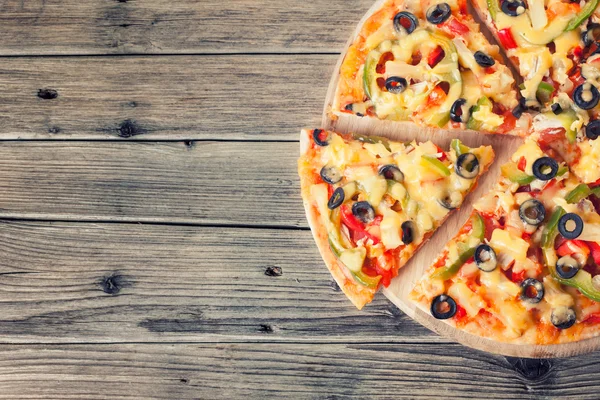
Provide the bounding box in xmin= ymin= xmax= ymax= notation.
xmin=330 ymin=0 xmax=529 ymax=135
xmin=298 ymin=128 xmax=494 ymax=309
xmin=411 ymin=138 xmax=600 ymax=344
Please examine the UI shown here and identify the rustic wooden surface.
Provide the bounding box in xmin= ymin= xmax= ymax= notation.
xmin=0 ymin=0 xmax=598 ymax=398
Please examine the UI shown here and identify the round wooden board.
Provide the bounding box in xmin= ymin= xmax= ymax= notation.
xmin=320 ymin=0 xmax=600 ymax=358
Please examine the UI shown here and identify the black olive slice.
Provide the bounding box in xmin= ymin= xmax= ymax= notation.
xmin=313 ymin=129 xmax=330 ymax=146
xmin=501 ymin=0 xmax=526 ymax=16
xmin=450 ymin=98 xmax=468 ymax=123
xmin=582 ymin=23 xmax=600 ymax=47
xmin=512 ymin=97 xmax=527 ymax=118
xmin=393 ymin=11 xmax=419 ymax=34
xmin=519 ymin=199 xmax=546 ymax=226
xmin=379 ymin=165 xmax=404 ymax=182
xmin=455 ymin=153 xmax=480 ymax=179
xmin=474 ymin=244 xmax=497 ymax=272
xmin=556 ymin=255 xmax=581 ymax=279
xmin=320 ymin=165 xmax=343 ymax=185
xmin=573 ymin=83 xmax=600 ymax=110
xmin=474 ymin=51 xmax=495 ymax=68
xmin=532 ymin=157 xmax=558 ymax=181
xmin=401 ymin=221 xmax=415 ymax=245
xmin=385 ymin=76 xmax=408 ymax=94
xmin=520 ymin=278 xmax=544 ymax=304
xmin=586 ymin=120 xmax=600 ymax=140
xmin=327 ymin=187 xmax=345 ymax=210
xmin=551 ymin=103 xmax=563 ymax=115
xmin=551 ymin=307 xmax=577 ymax=330
xmin=352 ymin=201 xmax=376 ymax=224
xmin=438 ymin=192 xmax=462 ymax=210
xmin=426 ymin=3 xmax=451 ymax=24
xmin=430 ymin=294 xmax=457 ymax=319
xmin=558 ymin=213 xmax=584 ymax=239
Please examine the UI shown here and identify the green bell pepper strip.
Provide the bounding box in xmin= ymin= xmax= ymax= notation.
xmin=421 ymin=155 xmax=451 ymax=177
xmin=431 ymin=213 xmax=485 ymax=280
xmin=566 ymin=0 xmax=600 ymax=31
xmin=549 ymin=265 xmax=600 ymax=302
xmin=451 ymin=139 xmax=470 ymax=156
xmin=592 ymin=186 xmax=600 ymax=197
xmin=566 ymin=184 xmax=592 ymax=204
xmin=501 ymin=163 xmax=536 ymax=185
xmin=557 ymin=165 xmax=568 ymax=177
xmin=536 ymin=82 xmax=555 ymax=105
xmin=363 ymin=53 xmax=376 ymax=101
xmin=487 ymin=0 xmax=500 ymax=20
xmin=466 ymin=97 xmax=493 ymax=131
xmin=541 ymin=206 xmax=566 ymax=250
xmin=328 ymin=236 xmax=381 ymax=289
xmin=352 ymin=133 xmax=392 ymax=152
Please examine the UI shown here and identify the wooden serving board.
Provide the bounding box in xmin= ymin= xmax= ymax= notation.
xmin=320 ymin=0 xmax=600 ymax=358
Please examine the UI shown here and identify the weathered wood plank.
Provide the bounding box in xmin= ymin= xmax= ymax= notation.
xmin=0 ymin=0 xmax=371 ymax=55
xmin=0 ymin=141 xmax=305 ymax=226
xmin=0 ymin=220 xmax=433 ymax=343
xmin=0 ymin=342 xmax=594 ymax=399
xmin=0 ymin=55 xmax=332 ymax=140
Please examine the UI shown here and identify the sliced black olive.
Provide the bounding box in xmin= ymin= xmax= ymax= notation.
xmin=573 ymin=83 xmax=600 ymax=110
xmin=582 ymin=23 xmax=600 ymax=47
xmin=393 ymin=11 xmax=419 ymax=34
xmin=586 ymin=119 xmax=600 ymax=140
xmin=551 ymin=306 xmax=577 ymax=330
xmin=474 ymin=244 xmax=497 ymax=272
xmin=313 ymin=129 xmax=330 ymax=146
xmin=455 ymin=153 xmax=480 ymax=179
xmin=379 ymin=164 xmax=404 ymax=182
xmin=474 ymin=51 xmax=495 ymax=68
xmin=512 ymin=97 xmax=527 ymax=118
xmin=385 ymin=76 xmax=408 ymax=94
xmin=558 ymin=213 xmax=584 ymax=239
xmin=532 ymin=157 xmax=558 ymax=181
xmin=352 ymin=201 xmax=375 ymax=224
xmin=320 ymin=165 xmax=342 ymax=185
xmin=401 ymin=221 xmax=415 ymax=245
xmin=556 ymin=255 xmax=581 ymax=279
xmin=438 ymin=192 xmax=462 ymax=210
xmin=430 ymin=294 xmax=457 ymax=319
xmin=450 ymin=98 xmax=469 ymax=123
xmin=519 ymin=199 xmax=546 ymax=226
xmin=520 ymin=278 xmax=544 ymax=304
xmin=551 ymin=103 xmax=563 ymax=115
xmin=327 ymin=187 xmax=345 ymax=210
xmin=501 ymin=0 xmax=526 ymax=16
xmin=426 ymin=3 xmax=451 ymax=24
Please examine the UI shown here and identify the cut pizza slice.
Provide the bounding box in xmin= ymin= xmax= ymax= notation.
xmin=299 ymin=128 xmax=494 ymax=309
xmin=411 ymin=138 xmax=600 ymax=344
xmin=331 ymin=0 xmax=528 ymax=135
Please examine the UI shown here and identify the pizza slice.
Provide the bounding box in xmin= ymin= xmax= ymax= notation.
xmin=299 ymin=128 xmax=494 ymax=309
xmin=411 ymin=138 xmax=600 ymax=344
xmin=331 ymin=0 xmax=528 ymax=135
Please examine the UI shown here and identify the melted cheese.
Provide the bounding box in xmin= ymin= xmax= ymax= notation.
xmin=574 ymin=139 xmax=600 ymax=183
xmin=510 ymin=139 xmax=545 ymax=175
xmin=489 ymin=229 xmax=529 ymax=262
xmin=448 ymin=282 xmax=486 ymax=317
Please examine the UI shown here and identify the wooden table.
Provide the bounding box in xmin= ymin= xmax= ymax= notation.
xmin=0 ymin=1 xmax=596 ymax=398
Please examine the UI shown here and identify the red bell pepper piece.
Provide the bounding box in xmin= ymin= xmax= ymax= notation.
xmin=428 ymin=46 xmax=445 ymax=68
xmin=584 ymin=313 xmax=600 ymax=325
xmin=444 ymin=18 xmax=469 ymax=36
xmin=498 ymin=28 xmax=517 ymax=50
xmin=510 ymin=269 xmax=526 ymax=283
xmin=454 ymin=304 xmax=467 ymax=321
xmin=340 ymin=205 xmax=380 ymax=245
xmin=517 ymin=156 xmax=526 ymax=172
xmin=556 ymin=240 xmax=590 ymax=258
xmin=587 ymin=241 xmax=600 ymax=266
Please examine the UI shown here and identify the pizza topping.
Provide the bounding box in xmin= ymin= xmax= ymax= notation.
xmin=520 ymin=278 xmax=545 ymax=303
xmin=401 ymin=221 xmax=416 ymax=245
xmin=558 ymin=213 xmax=584 ymax=239
xmin=556 ymin=255 xmax=581 ymax=279
xmin=455 ymin=153 xmax=480 ymax=179
xmin=573 ymin=83 xmax=600 ymax=110
xmin=475 ymin=244 xmax=498 ymax=272
xmin=582 ymin=23 xmax=600 ymax=47
xmin=565 ymin=183 xmax=593 ymax=204
xmin=393 ymin=11 xmax=419 ymax=35
xmin=352 ymin=201 xmax=376 ymax=224
xmin=474 ymin=51 xmax=496 ymax=68
xmin=532 ymin=157 xmax=559 ymax=181
xmin=328 ymin=187 xmax=346 ymax=210
xmin=566 ymin=0 xmax=600 ymax=32
xmin=585 ymin=120 xmax=600 ymax=140
xmin=320 ymin=166 xmax=343 ymax=185
xmin=450 ymin=98 xmax=469 ymax=123
xmin=519 ymin=199 xmax=546 ymax=226
xmin=430 ymin=294 xmax=457 ymax=319
xmin=498 ymin=27 xmax=518 ymax=49
xmin=379 ymin=164 xmax=404 ymax=182
xmin=426 ymin=3 xmax=452 ymax=25
xmin=312 ymin=129 xmax=330 ymax=146
xmin=438 ymin=192 xmax=463 ymax=210
xmin=385 ymin=76 xmax=408 ymax=94
xmin=501 ymin=0 xmax=526 ymax=17
xmin=551 ymin=306 xmax=577 ymax=330
xmin=551 ymin=103 xmax=563 ymax=115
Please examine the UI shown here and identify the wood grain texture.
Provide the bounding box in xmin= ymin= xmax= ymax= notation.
xmin=0 ymin=0 xmax=372 ymax=55
xmin=0 ymin=342 xmax=596 ymax=399
xmin=0 ymin=55 xmax=332 ymax=140
xmin=0 ymin=141 xmax=306 ymax=226
xmin=0 ymin=219 xmax=434 ymax=343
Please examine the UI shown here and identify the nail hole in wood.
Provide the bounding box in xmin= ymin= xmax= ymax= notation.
xmin=184 ymin=140 xmax=195 ymax=150
xmin=37 ymin=89 xmax=58 ymax=100
xmin=48 ymin=126 xmax=61 ymax=134
xmin=117 ymin=119 xmax=146 ymax=138
xmin=259 ymin=324 xmax=273 ymax=334
xmin=264 ymin=266 xmax=282 ymax=277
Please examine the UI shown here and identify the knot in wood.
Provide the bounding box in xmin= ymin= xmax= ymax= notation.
xmin=259 ymin=324 xmax=273 ymax=334
xmin=264 ymin=266 xmax=283 ymax=277
xmin=101 ymin=274 xmax=124 ymax=295
xmin=37 ymin=88 xmax=58 ymax=100
xmin=117 ymin=119 xmax=146 ymax=138
xmin=506 ymin=357 xmax=553 ymax=381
